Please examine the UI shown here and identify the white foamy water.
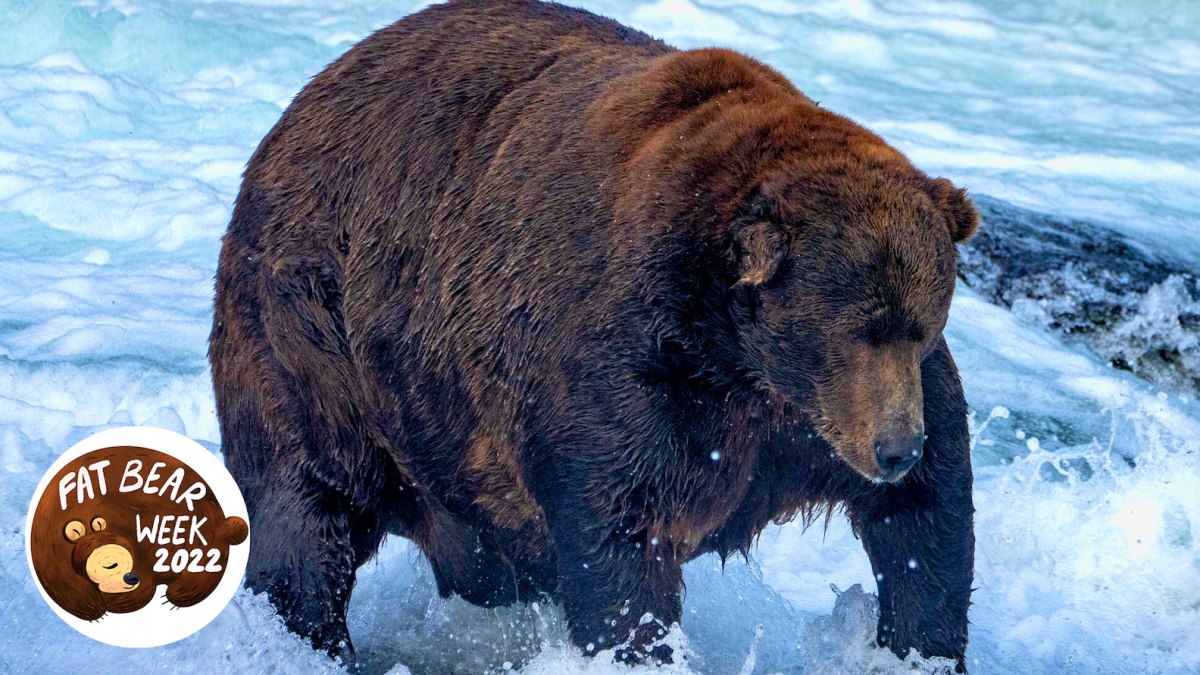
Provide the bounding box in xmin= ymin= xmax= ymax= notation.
xmin=0 ymin=1 xmax=1197 ymax=673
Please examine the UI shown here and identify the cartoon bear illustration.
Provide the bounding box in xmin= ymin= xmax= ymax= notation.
xmin=29 ymin=446 xmax=248 ymax=621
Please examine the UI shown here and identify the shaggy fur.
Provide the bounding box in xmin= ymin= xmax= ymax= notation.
xmin=210 ymin=0 xmax=977 ymax=669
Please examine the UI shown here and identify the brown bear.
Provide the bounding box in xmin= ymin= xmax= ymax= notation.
xmin=209 ymin=0 xmax=977 ymax=670
xmin=29 ymin=446 xmax=248 ymax=621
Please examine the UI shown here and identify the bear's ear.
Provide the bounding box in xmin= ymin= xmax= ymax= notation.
xmin=927 ymin=178 xmax=978 ymax=243
xmin=64 ymin=520 xmax=86 ymax=542
xmin=731 ymin=220 xmax=787 ymax=287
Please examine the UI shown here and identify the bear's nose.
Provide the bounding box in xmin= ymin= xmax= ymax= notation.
xmin=123 ymin=572 xmax=139 ymax=586
xmin=874 ymin=435 xmax=923 ymax=482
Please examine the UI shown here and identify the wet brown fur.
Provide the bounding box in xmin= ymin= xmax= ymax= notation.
xmin=211 ymin=0 xmax=977 ymax=669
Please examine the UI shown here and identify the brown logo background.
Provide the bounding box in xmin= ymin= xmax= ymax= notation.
xmin=29 ymin=445 xmax=248 ymax=621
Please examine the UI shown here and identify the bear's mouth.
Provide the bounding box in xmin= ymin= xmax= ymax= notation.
xmin=103 ymin=562 xmax=118 ymax=570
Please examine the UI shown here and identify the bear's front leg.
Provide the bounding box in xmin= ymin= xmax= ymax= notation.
xmin=165 ymin=573 xmax=220 ymax=608
xmin=847 ymin=340 xmax=975 ymax=672
xmin=553 ymin=518 xmax=684 ymax=664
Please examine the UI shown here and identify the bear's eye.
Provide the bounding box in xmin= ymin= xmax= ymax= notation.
xmin=64 ymin=520 xmax=86 ymax=542
xmin=91 ymin=517 xmax=107 ymax=531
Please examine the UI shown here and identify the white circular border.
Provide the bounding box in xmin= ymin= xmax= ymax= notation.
xmin=24 ymin=426 xmax=250 ymax=648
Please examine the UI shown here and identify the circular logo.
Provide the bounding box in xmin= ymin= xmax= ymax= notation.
xmin=25 ymin=427 xmax=250 ymax=647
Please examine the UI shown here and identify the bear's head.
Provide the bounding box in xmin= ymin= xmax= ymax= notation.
xmin=597 ymin=48 xmax=978 ymax=483
xmin=728 ymin=167 xmax=974 ymax=483
xmin=65 ymin=517 xmax=143 ymax=595
xmin=37 ymin=508 xmax=158 ymax=620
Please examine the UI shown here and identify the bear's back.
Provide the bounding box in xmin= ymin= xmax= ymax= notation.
xmin=227 ymin=0 xmax=670 ymax=252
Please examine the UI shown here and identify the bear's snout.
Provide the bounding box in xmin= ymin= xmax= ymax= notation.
xmin=874 ymin=434 xmax=924 ymax=482
xmin=81 ymin=542 xmax=139 ymax=593
xmin=814 ymin=342 xmax=926 ymax=481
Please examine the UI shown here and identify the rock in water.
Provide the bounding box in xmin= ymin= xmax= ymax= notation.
xmin=958 ymin=195 xmax=1200 ymax=394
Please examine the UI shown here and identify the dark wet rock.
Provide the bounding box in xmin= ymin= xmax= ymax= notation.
xmin=958 ymin=195 xmax=1200 ymax=394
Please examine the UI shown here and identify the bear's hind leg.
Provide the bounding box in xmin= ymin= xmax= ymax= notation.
xmin=242 ymin=466 xmax=386 ymax=659
xmin=214 ymin=385 xmax=407 ymax=661
xmin=416 ymin=503 xmax=522 ymax=608
xmin=211 ymin=274 xmax=406 ymax=659
xmin=211 ymin=210 xmax=421 ymax=660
